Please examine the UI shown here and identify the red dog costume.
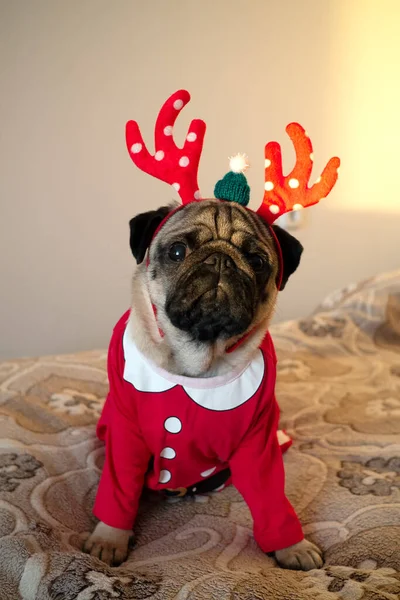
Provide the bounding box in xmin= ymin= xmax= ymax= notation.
xmin=94 ymin=312 xmax=301 ymax=552
xmin=93 ymin=90 xmax=340 ymax=553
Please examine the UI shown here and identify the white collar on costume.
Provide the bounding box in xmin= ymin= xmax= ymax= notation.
xmin=123 ymin=321 xmax=265 ymax=412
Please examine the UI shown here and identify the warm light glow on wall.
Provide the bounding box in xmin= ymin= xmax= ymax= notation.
xmin=327 ymin=0 xmax=400 ymax=214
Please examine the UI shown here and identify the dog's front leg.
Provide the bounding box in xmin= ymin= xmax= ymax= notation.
xmin=229 ymin=401 xmax=325 ymax=571
xmin=85 ymin=351 xmax=153 ymax=567
xmin=83 ymin=521 xmax=133 ymax=566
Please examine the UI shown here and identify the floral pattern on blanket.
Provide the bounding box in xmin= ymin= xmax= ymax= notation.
xmin=0 ymin=271 xmax=399 ymax=599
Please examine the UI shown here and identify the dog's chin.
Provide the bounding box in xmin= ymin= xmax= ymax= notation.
xmin=166 ymin=287 xmax=254 ymax=343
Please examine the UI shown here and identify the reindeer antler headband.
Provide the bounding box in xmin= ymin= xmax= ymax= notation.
xmin=126 ymin=89 xmax=340 ymax=225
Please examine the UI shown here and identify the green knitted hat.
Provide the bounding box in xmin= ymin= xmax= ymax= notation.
xmin=214 ymin=154 xmax=250 ymax=206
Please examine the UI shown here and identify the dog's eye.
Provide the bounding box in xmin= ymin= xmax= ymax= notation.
xmin=168 ymin=242 xmax=187 ymax=262
xmin=247 ymin=254 xmax=265 ymax=272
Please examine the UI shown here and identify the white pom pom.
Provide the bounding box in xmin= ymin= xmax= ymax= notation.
xmin=229 ymin=153 xmax=249 ymax=174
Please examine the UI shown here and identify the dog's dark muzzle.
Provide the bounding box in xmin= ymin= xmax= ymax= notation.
xmin=165 ymin=253 xmax=256 ymax=342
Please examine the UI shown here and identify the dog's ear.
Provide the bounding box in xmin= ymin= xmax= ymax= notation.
xmin=271 ymin=224 xmax=303 ymax=290
xmin=129 ymin=206 xmax=172 ymax=264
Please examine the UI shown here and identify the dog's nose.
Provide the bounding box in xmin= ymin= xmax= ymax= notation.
xmin=204 ymin=252 xmax=234 ymax=272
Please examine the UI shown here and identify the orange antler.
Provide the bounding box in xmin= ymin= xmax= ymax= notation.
xmin=256 ymin=123 xmax=340 ymax=223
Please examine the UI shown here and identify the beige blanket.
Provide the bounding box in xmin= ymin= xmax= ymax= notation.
xmin=0 ymin=271 xmax=399 ymax=599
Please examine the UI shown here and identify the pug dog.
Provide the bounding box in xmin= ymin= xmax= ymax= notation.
xmin=83 ymin=198 xmax=323 ymax=571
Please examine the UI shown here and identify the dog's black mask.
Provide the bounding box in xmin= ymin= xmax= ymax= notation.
xmin=165 ymin=246 xmax=257 ymax=342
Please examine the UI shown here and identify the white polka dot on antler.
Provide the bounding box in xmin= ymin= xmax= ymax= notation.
xmin=155 ymin=150 xmax=164 ymax=161
xmin=131 ymin=143 xmax=142 ymax=154
xmin=179 ymin=156 xmax=190 ymax=167
xmin=164 ymin=416 xmax=182 ymax=433
xmin=269 ymin=205 xmax=280 ymax=214
xmin=315 ymin=176 xmax=322 ymax=184
xmin=159 ymin=470 xmax=172 ymax=484
xmin=288 ymin=178 xmax=299 ymax=189
xmin=173 ymin=99 xmax=184 ymax=110
xmin=186 ymin=132 xmax=197 ymax=142
xmin=265 ymin=159 xmax=271 ymax=168
xmin=309 ymin=152 xmax=314 ymax=161
xmin=265 ymin=181 xmax=274 ymax=191
xmin=201 ymin=467 xmax=216 ymax=478
xmin=194 ymin=190 xmax=201 ymax=200
xmin=160 ymin=447 xmax=176 ymax=459
xmin=293 ymin=203 xmax=303 ymax=210
xmin=164 ymin=126 xmax=173 ymax=136
xmin=172 ymin=182 xmax=180 ymax=192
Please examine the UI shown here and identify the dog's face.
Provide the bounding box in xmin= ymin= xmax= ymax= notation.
xmin=130 ymin=200 xmax=303 ymax=344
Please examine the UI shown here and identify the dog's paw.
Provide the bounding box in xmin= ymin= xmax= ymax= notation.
xmin=82 ymin=522 xmax=132 ymax=567
xmin=274 ymin=539 xmax=323 ymax=571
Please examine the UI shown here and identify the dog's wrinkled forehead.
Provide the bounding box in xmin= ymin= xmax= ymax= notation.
xmin=150 ymin=199 xmax=276 ymax=259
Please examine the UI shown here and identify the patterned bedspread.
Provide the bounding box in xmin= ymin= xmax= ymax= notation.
xmin=0 ymin=271 xmax=399 ymax=600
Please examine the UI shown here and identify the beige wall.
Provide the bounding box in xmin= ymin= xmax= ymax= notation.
xmin=1 ymin=0 xmax=399 ymax=359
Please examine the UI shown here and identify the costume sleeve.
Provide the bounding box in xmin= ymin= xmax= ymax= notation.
xmin=93 ymin=326 xmax=152 ymax=530
xmin=229 ymin=394 xmax=304 ymax=553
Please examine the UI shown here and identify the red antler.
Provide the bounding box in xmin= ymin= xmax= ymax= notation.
xmin=126 ymin=90 xmax=206 ymax=204
xmin=256 ymin=123 xmax=340 ymax=223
